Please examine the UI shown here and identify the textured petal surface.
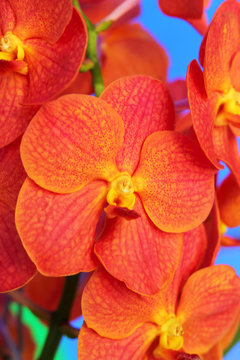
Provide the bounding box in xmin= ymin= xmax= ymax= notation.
xmin=82 ymin=267 xmax=165 ymax=339
xmin=203 ymin=0 xmax=240 ymax=95
xmin=217 ymin=172 xmax=240 ymax=227
xmin=95 ymin=196 xmax=183 ymax=295
xmin=133 ymin=131 xmax=216 ymax=233
xmin=10 ymin=0 xmax=72 ymax=42
xmin=21 ymin=94 xmax=123 ymax=193
xmin=0 ymin=137 xmax=26 ymax=209
xmin=0 ymin=202 xmax=36 ymax=292
xmin=101 ymin=24 xmax=168 ymax=86
xmin=24 ymin=9 xmax=87 ymax=104
xmin=78 ymin=323 xmax=158 ymax=359
xmin=213 ymin=126 xmax=240 ymax=185
xmin=0 ymin=0 xmax=16 ymax=34
xmin=0 ymin=73 xmax=39 ymax=148
xmin=100 ymin=75 xmax=174 ymax=174
xmin=187 ymin=60 xmax=222 ymax=169
xmin=158 ymin=0 xmax=203 ymax=19
xmin=177 ymin=265 xmax=240 ymax=354
xmin=16 ymin=178 xmax=107 ymax=275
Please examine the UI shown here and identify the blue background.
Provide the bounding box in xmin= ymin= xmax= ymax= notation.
xmin=34 ymin=1 xmax=240 ymax=358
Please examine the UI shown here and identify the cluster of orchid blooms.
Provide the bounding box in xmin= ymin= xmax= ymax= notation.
xmin=0 ymin=0 xmax=240 ymax=359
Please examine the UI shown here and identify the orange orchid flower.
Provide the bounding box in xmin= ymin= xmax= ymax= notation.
xmin=158 ymin=0 xmax=211 ymax=35
xmin=187 ymin=0 xmax=240 ymax=184
xmin=15 ymin=75 xmax=216 ymax=295
xmin=79 ymin=232 xmax=240 ymax=360
xmin=0 ymin=138 xmax=36 ymax=292
xmin=0 ymin=0 xmax=87 ymax=148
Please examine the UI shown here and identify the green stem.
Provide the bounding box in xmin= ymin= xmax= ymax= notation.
xmin=73 ymin=0 xmax=104 ymax=96
xmin=38 ymin=274 xmax=80 ymax=360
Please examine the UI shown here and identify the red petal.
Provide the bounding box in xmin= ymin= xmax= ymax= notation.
xmin=9 ymin=0 xmax=72 ymax=42
xmin=0 ymin=0 xmax=16 ymax=34
xmin=158 ymin=0 xmax=203 ymax=19
xmin=187 ymin=60 xmax=223 ymax=169
xmin=100 ymin=75 xmax=175 ymax=174
xmin=95 ymin=196 xmax=183 ymax=295
xmin=78 ymin=323 xmax=158 ymax=359
xmin=133 ymin=131 xmax=216 ymax=232
xmin=0 ymin=137 xmax=26 ymax=209
xmin=21 ymin=94 xmax=123 ymax=193
xmin=0 ymin=73 xmax=39 ymax=148
xmin=24 ymin=9 xmax=87 ymax=104
xmin=16 ymin=178 xmax=107 ymax=275
xmin=0 ymin=202 xmax=36 ymax=292
xmin=82 ymin=267 xmax=164 ymax=339
xmin=177 ymin=265 xmax=240 ymax=354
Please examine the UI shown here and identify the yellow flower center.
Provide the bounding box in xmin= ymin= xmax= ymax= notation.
xmin=215 ymin=87 xmax=240 ymax=127
xmin=153 ymin=314 xmax=184 ymax=357
xmin=0 ymin=31 xmax=28 ymax=74
xmin=106 ymin=172 xmax=135 ymax=210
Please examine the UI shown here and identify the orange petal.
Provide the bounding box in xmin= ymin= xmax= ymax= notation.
xmin=24 ymin=8 xmax=87 ymax=104
xmin=217 ymin=172 xmax=240 ymax=227
xmin=187 ymin=60 xmax=223 ymax=169
xmin=0 ymin=60 xmax=27 ymax=75
xmin=133 ymin=131 xmax=216 ymax=233
xmin=230 ymin=51 xmax=240 ymax=92
xmin=9 ymin=0 xmax=72 ymax=42
xmin=16 ymin=178 xmax=107 ymax=275
xmin=82 ymin=267 xmax=164 ymax=339
xmin=203 ymin=1 xmax=240 ymax=95
xmin=0 ymin=73 xmax=39 ymax=149
xmin=0 ymin=202 xmax=36 ymax=292
xmin=21 ymin=94 xmax=123 ymax=193
xmin=213 ymin=125 xmax=240 ymax=184
xmin=201 ymin=344 xmax=222 ymax=360
xmin=101 ymin=23 xmax=168 ymax=86
xmin=95 ymin=196 xmax=183 ymax=295
xmin=177 ymin=265 xmax=240 ymax=354
xmin=0 ymin=1 xmax=16 ymax=34
xmin=100 ymin=75 xmax=174 ymax=174
xmin=158 ymin=0 xmax=203 ymax=19
xmin=78 ymin=322 xmax=158 ymax=359
xmin=0 ymin=137 xmax=26 ymax=209
xmin=200 ymin=200 xmax=220 ymax=267
xmin=221 ymin=235 xmax=240 ymax=246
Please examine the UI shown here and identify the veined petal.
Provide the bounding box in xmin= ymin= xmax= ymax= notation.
xmin=100 ymin=75 xmax=174 ymax=174
xmin=217 ymin=172 xmax=240 ymax=227
xmin=0 ymin=0 xmax=16 ymax=34
xmin=0 ymin=137 xmax=26 ymax=209
xmin=101 ymin=24 xmax=168 ymax=86
xmin=203 ymin=0 xmax=240 ymax=95
xmin=21 ymin=94 xmax=123 ymax=193
xmin=133 ymin=131 xmax=216 ymax=233
xmin=24 ymin=9 xmax=87 ymax=104
xmin=213 ymin=126 xmax=240 ymax=185
xmin=230 ymin=51 xmax=240 ymax=92
xmin=0 ymin=202 xmax=36 ymax=292
xmin=0 ymin=72 xmax=39 ymax=149
xmin=95 ymin=196 xmax=183 ymax=295
xmin=82 ymin=267 xmax=165 ymax=339
xmin=16 ymin=178 xmax=107 ymax=276
xmin=9 ymin=0 xmax=72 ymax=43
xmin=177 ymin=265 xmax=240 ymax=354
xmin=78 ymin=323 xmax=158 ymax=360
xmin=158 ymin=0 xmax=203 ymax=19
xmin=187 ymin=60 xmax=223 ymax=169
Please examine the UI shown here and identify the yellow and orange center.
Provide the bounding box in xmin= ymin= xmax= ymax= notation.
xmin=154 ymin=314 xmax=184 ymax=357
xmin=0 ymin=31 xmax=28 ymax=74
xmin=106 ymin=172 xmax=136 ymax=210
xmin=215 ymin=87 xmax=240 ymax=127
